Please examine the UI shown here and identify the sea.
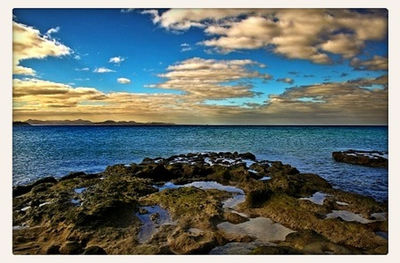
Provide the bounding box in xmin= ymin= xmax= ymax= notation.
xmin=13 ymin=125 xmax=388 ymax=201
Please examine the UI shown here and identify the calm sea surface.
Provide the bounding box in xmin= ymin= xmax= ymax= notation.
xmin=13 ymin=126 xmax=388 ymax=201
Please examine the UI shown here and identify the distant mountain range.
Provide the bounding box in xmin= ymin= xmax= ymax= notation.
xmin=13 ymin=119 xmax=175 ymax=126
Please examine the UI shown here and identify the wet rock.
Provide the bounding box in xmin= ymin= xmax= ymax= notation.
xmin=280 ymin=230 xmax=356 ymax=254
xmin=59 ymin=172 xmax=87 ymax=181
xmin=13 ymin=177 xmax=57 ymax=197
xmin=46 ymin=244 xmax=60 ymax=254
xmin=141 ymin=187 xmax=231 ymax=230
xmin=150 ymin=213 xmax=160 ymax=223
xmin=168 ymin=228 xmax=218 ymax=254
xmin=103 ymin=164 xmax=138 ymax=177
xmin=207 ymin=166 xmax=231 ymax=183
xmin=245 ymin=185 xmax=271 ymax=208
xmin=83 ymin=246 xmax=107 ymax=255
xmin=135 ymin=164 xmax=172 ymax=181
xmin=74 ymin=199 xmax=138 ymax=228
xmin=248 ymin=193 xmax=386 ymax=250
xmin=332 ymin=150 xmax=388 ymax=168
xmin=139 ymin=207 xmax=148 ymax=214
xmin=31 ymin=183 xmax=53 ymax=193
xmin=33 ymin=176 xmax=58 ymax=186
xmin=268 ymin=162 xmax=299 ymax=176
xmin=267 ymin=173 xmax=331 ymax=197
xmin=251 ymin=245 xmax=301 ymax=255
xmin=59 ymin=241 xmax=83 ymax=254
xmin=12 ymin=151 xmax=387 ymax=255
xmin=224 ymin=212 xmax=249 ymax=224
xmin=13 ymin=185 xmax=32 ymax=197
xmin=239 ymin=152 xmax=256 ymax=161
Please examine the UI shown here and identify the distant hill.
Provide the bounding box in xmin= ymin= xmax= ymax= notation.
xmin=14 ymin=119 xmax=175 ymax=126
xmin=12 ymin=121 xmax=31 ymax=126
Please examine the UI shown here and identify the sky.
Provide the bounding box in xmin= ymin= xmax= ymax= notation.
xmin=12 ymin=8 xmax=388 ymax=124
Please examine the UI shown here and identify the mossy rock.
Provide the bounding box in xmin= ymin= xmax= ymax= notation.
xmin=141 ymin=187 xmax=231 ymax=229
xmin=250 ymin=245 xmax=301 ymax=254
xmin=267 ymin=173 xmax=331 ymax=197
xmin=280 ymin=230 xmax=358 ymax=254
xmin=249 ymin=193 xmax=387 ymax=250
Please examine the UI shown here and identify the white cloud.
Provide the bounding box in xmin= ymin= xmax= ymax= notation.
xmin=143 ymin=9 xmax=387 ymax=64
xmin=117 ymin=78 xmax=131 ymax=84
xmin=109 ymin=56 xmax=126 ymax=64
xmin=13 ymin=75 xmax=387 ymax=124
xmin=155 ymin=57 xmax=271 ymax=100
xmin=93 ymin=67 xmax=115 ymax=73
xmin=75 ymin=67 xmax=90 ymax=71
xmin=45 ymin=26 xmax=60 ymax=36
xmin=180 ymin=43 xmax=192 ymax=52
xmin=13 ymin=22 xmax=71 ymax=75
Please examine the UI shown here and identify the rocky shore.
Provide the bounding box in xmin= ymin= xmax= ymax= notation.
xmin=13 ymin=152 xmax=388 ymax=255
xmin=332 ymin=150 xmax=388 ymax=168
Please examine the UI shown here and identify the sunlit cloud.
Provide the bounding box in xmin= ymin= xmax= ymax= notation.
xmin=13 ymin=69 xmax=388 ymax=125
xmin=109 ymin=56 xmax=126 ymax=64
xmin=45 ymin=26 xmax=60 ymax=36
xmin=262 ymin=75 xmax=387 ymax=124
xmin=277 ymin=78 xmax=294 ymax=84
xmin=155 ymin=57 xmax=271 ymax=100
xmin=13 ymin=22 xmax=71 ymax=75
xmin=350 ymin=55 xmax=388 ymax=71
xmin=117 ymin=77 xmax=131 ymax=84
xmin=143 ymin=9 xmax=387 ymax=64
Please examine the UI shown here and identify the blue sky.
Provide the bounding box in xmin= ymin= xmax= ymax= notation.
xmin=12 ymin=9 xmax=388 ymax=124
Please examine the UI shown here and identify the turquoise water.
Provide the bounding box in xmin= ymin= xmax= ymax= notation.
xmin=13 ymin=125 xmax=388 ymax=201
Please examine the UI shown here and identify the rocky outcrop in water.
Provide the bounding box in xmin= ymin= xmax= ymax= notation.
xmin=332 ymin=150 xmax=388 ymax=168
xmin=13 ymin=152 xmax=388 ymax=255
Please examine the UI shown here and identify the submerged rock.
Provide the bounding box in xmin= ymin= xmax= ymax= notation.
xmin=332 ymin=150 xmax=388 ymax=168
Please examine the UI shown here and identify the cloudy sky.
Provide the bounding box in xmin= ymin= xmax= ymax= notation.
xmin=13 ymin=9 xmax=388 ymax=124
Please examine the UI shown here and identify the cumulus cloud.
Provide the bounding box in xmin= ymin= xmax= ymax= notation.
xmin=13 ymin=22 xmax=71 ymax=75
xmin=13 ymin=74 xmax=387 ymax=124
xmin=109 ymin=56 xmax=126 ymax=64
xmin=117 ymin=78 xmax=131 ymax=84
xmin=13 ymin=78 xmax=106 ymax=110
xmin=155 ymin=57 xmax=271 ymax=100
xmin=45 ymin=26 xmax=60 ymax=36
xmin=262 ymin=75 xmax=387 ymax=124
xmin=93 ymin=67 xmax=115 ymax=73
xmin=142 ymin=9 xmax=387 ymax=64
xmin=277 ymin=78 xmax=294 ymax=84
xmin=13 ymin=78 xmax=186 ymax=122
xmin=350 ymin=55 xmax=388 ymax=71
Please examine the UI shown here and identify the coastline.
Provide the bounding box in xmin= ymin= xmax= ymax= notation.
xmin=13 ymin=151 xmax=388 ymax=255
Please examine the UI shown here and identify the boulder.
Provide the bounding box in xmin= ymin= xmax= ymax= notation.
xmin=59 ymin=241 xmax=83 ymax=254
xmin=83 ymin=246 xmax=107 ymax=255
xmin=332 ymin=150 xmax=387 ymax=168
xmin=224 ymin=212 xmax=249 ymax=224
xmin=45 ymin=245 xmax=60 ymax=254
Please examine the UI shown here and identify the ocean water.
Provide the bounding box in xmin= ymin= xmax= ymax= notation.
xmin=13 ymin=125 xmax=388 ymax=201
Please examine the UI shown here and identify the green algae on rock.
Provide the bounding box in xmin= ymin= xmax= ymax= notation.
xmin=13 ymin=152 xmax=388 ymax=255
